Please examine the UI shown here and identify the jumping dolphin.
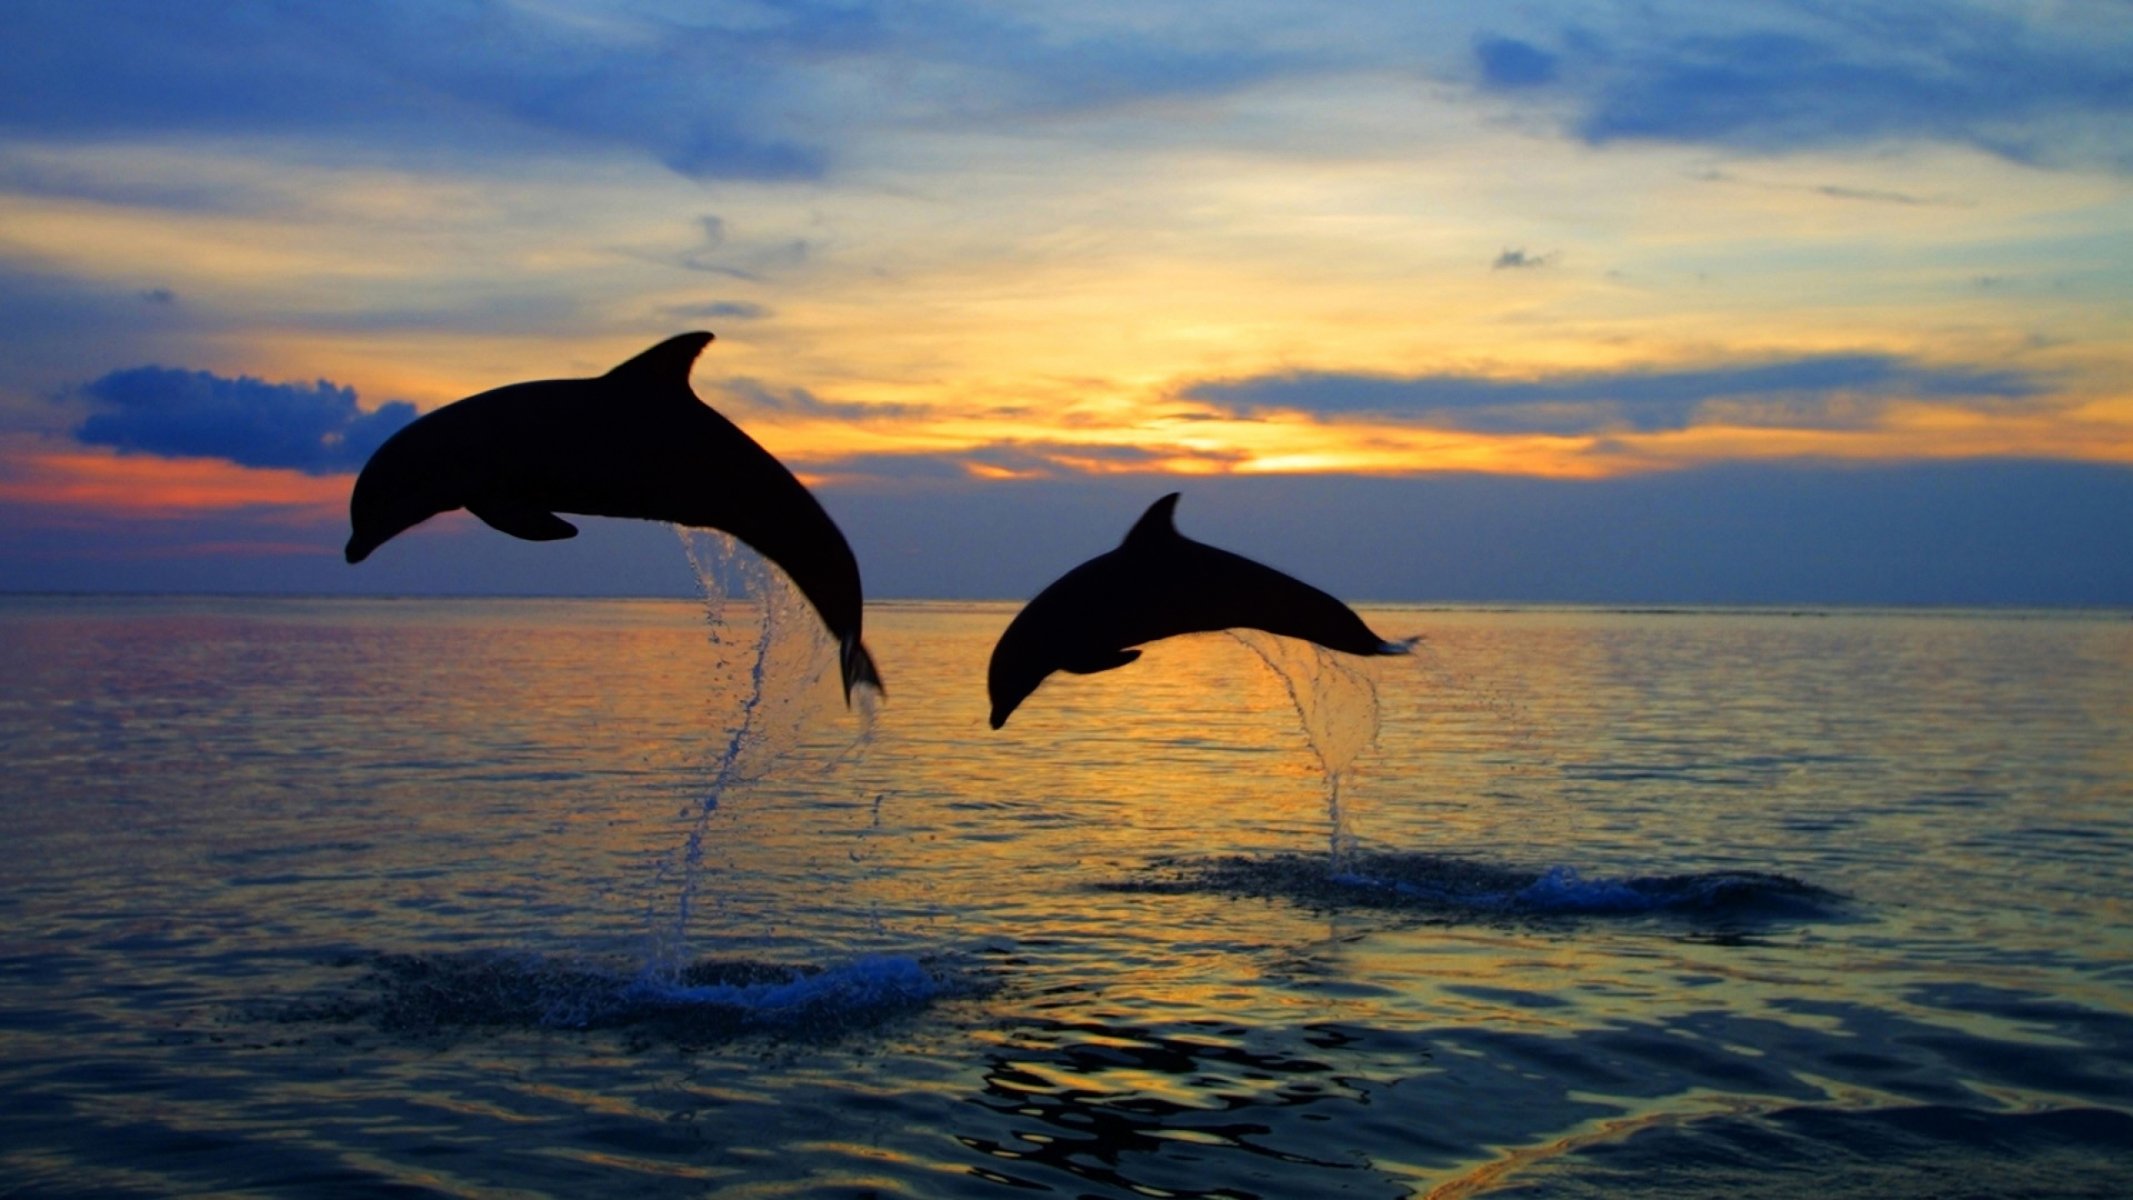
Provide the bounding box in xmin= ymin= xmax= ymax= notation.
xmin=345 ymin=332 xmax=882 ymax=701
xmin=986 ymin=492 xmax=1409 ymax=728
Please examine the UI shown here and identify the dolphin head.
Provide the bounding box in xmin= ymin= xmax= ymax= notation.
xmin=344 ymin=417 xmax=459 ymax=563
xmin=985 ymin=510 xmax=1163 ymax=729
xmin=986 ymin=629 xmax=1051 ymax=729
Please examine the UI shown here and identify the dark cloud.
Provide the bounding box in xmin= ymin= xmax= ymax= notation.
xmin=802 ymin=451 xmax=976 ymax=482
xmin=1474 ymin=8 xmax=2133 ymax=171
xmin=1184 ymin=354 xmax=2042 ymax=434
xmin=673 ymin=214 xmax=815 ymax=278
xmin=663 ymin=300 xmax=773 ymax=322
xmin=0 ymin=1 xmax=847 ymax=182
xmin=794 ymin=440 xmax=1240 ymax=483
xmin=959 ymin=441 xmax=1218 ymax=476
xmin=919 ymin=10 xmax=1294 ymax=120
xmin=1813 ymin=184 xmax=1934 ymax=206
xmin=68 ymin=366 xmax=417 ymax=475
xmin=0 ymin=149 xmax=268 ymax=212
xmin=8 ymin=3 xmax=2124 ymax=190
xmin=712 ymin=379 xmax=1052 ymax=431
xmin=715 ymin=377 xmax=932 ymax=424
xmin=1493 ymin=247 xmax=1557 ymax=270
xmin=0 ymin=2 xmax=1307 ymax=189
xmin=1475 ymin=36 xmax=1560 ymax=88
xmin=1693 ymin=168 xmax=1948 ymax=206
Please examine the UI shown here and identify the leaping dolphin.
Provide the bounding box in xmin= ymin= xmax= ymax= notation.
xmin=345 ymin=332 xmax=882 ymax=702
xmin=986 ymin=492 xmax=1409 ymax=728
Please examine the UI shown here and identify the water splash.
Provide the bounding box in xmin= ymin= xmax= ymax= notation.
xmin=1111 ymin=851 xmax=1847 ymax=925
xmin=639 ymin=528 xmax=847 ymax=978
xmin=1230 ymin=631 xmax=1383 ymax=873
xmin=260 ymin=950 xmax=960 ymax=1042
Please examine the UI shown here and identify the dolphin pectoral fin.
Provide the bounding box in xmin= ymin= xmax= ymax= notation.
xmin=1062 ymin=647 xmax=1142 ymax=676
xmin=468 ymin=503 xmax=580 ymax=542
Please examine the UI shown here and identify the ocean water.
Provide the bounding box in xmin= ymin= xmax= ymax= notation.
xmin=2 ymin=575 xmax=2130 ymax=1197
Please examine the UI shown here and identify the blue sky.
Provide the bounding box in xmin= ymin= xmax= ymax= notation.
xmin=2 ymin=1 xmax=2129 ymax=603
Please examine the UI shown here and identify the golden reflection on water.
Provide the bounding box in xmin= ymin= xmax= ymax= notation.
xmin=355 ymin=597 xmax=2133 ymax=1034
xmin=7 ymin=596 xmax=2127 ymax=974
xmin=3 ymin=594 xmax=2131 ymax=1197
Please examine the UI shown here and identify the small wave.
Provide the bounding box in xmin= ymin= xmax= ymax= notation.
xmin=1110 ymin=851 xmax=1845 ymax=924
xmin=623 ymin=955 xmax=943 ymax=1021
xmin=259 ymin=950 xmax=968 ymax=1043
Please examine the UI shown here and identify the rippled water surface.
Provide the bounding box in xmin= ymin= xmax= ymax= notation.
xmin=2 ymin=588 xmax=2129 ymax=1197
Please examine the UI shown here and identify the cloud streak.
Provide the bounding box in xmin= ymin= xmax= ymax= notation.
xmin=0 ymin=1 xmax=1308 ymax=189
xmin=1475 ymin=4 xmax=2133 ymax=171
xmin=1 ymin=1 xmax=849 ymax=181
xmin=663 ymin=300 xmax=773 ymax=322
xmin=715 ymin=377 xmax=937 ymax=425
xmin=1492 ymin=247 xmax=1557 ymax=270
xmin=1184 ymin=354 xmax=2044 ymax=435
xmin=797 ymin=439 xmax=1247 ymax=485
xmin=67 ymin=366 xmax=416 ymax=475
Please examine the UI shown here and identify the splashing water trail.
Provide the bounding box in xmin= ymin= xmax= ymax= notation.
xmin=1230 ymin=630 xmax=1383 ymax=874
xmin=638 ymin=527 xmax=846 ymax=979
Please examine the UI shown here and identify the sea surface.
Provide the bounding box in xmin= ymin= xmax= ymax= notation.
xmin=2 ymin=572 xmax=2130 ymax=1197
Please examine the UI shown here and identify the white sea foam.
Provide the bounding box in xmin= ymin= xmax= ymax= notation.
xmin=627 ymin=954 xmax=940 ymax=1018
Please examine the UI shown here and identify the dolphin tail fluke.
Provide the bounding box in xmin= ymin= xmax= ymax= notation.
xmin=839 ymin=635 xmax=885 ymax=704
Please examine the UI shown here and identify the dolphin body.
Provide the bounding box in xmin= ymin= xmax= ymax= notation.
xmin=987 ymin=492 xmax=1408 ymax=728
xmin=345 ymin=332 xmax=882 ymax=701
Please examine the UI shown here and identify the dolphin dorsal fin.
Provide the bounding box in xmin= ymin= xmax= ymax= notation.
xmin=1122 ymin=492 xmax=1184 ymax=550
xmin=604 ymin=331 xmax=714 ymax=392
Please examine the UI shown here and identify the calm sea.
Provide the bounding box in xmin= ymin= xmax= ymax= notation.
xmin=2 ymin=576 xmax=2130 ymax=1197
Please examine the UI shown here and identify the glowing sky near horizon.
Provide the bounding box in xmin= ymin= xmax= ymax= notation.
xmin=2 ymin=1 xmax=2130 ymax=601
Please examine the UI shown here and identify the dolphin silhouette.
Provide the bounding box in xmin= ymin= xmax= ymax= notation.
xmin=345 ymin=331 xmax=882 ymax=701
xmin=986 ymin=492 xmax=1409 ymax=728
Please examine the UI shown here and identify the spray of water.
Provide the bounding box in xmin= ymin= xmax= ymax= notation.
xmin=638 ymin=527 xmax=852 ymax=980
xmin=1230 ymin=631 xmax=1383 ymax=874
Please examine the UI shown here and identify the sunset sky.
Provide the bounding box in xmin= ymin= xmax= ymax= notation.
xmin=4 ymin=1 xmax=2130 ymax=603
